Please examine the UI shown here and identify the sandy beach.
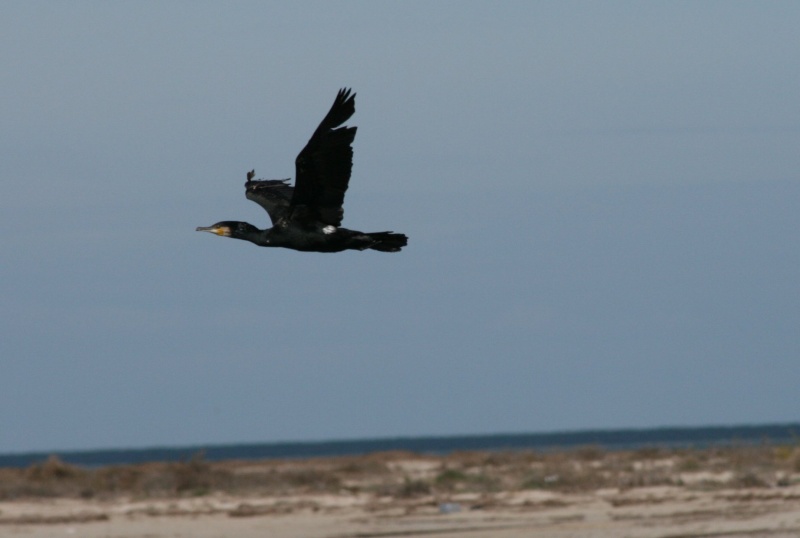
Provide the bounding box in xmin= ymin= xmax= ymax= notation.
xmin=2 ymin=446 xmax=799 ymax=537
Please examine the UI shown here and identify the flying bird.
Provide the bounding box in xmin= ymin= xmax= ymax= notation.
xmin=197 ymin=89 xmax=407 ymax=253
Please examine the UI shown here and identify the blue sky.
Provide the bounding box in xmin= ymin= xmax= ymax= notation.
xmin=2 ymin=2 xmax=799 ymax=453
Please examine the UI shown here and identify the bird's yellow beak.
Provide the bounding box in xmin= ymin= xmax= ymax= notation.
xmin=196 ymin=225 xmax=231 ymax=237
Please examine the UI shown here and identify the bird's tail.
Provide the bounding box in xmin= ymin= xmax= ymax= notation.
xmin=366 ymin=232 xmax=408 ymax=252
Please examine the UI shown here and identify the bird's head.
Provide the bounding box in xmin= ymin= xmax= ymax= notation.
xmin=196 ymin=221 xmax=258 ymax=239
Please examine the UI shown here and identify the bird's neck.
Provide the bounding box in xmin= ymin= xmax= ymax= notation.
xmin=231 ymin=222 xmax=272 ymax=247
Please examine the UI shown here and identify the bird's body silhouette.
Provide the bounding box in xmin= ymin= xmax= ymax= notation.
xmin=197 ymin=89 xmax=407 ymax=253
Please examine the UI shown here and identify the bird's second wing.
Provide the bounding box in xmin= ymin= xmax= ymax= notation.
xmin=292 ymin=88 xmax=357 ymax=227
xmin=245 ymin=170 xmax=294 ymax=225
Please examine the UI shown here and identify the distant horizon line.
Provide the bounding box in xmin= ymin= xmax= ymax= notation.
xmin=5 ymin=420 xmax=798 ymax=459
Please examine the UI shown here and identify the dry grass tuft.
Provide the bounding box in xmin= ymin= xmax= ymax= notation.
xmin=24 ymin=455 xmax=82 ymax=481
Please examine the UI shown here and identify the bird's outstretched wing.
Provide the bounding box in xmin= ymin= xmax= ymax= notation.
xmin=292 ymin=88 xmax=357 ymax=227
xmin=244 ymin=170 xmax=294 ymax=225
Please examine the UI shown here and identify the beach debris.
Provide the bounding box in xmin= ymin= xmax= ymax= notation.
xmin=438 ymin=502 xmax=461 ymax=514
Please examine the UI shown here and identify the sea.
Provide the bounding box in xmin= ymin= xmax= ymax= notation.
xmin=1 ymin=423 xmax=798 ymax=469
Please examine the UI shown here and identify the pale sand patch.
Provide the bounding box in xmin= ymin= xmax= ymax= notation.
xmin=680 ymin=470 xmax=736 ymax=485
xmin=387 ymin=458 xmax=440 ymax=478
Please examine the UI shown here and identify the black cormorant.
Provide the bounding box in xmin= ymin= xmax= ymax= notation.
xmin=196 ymin=88 xmax=407 ymax=253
